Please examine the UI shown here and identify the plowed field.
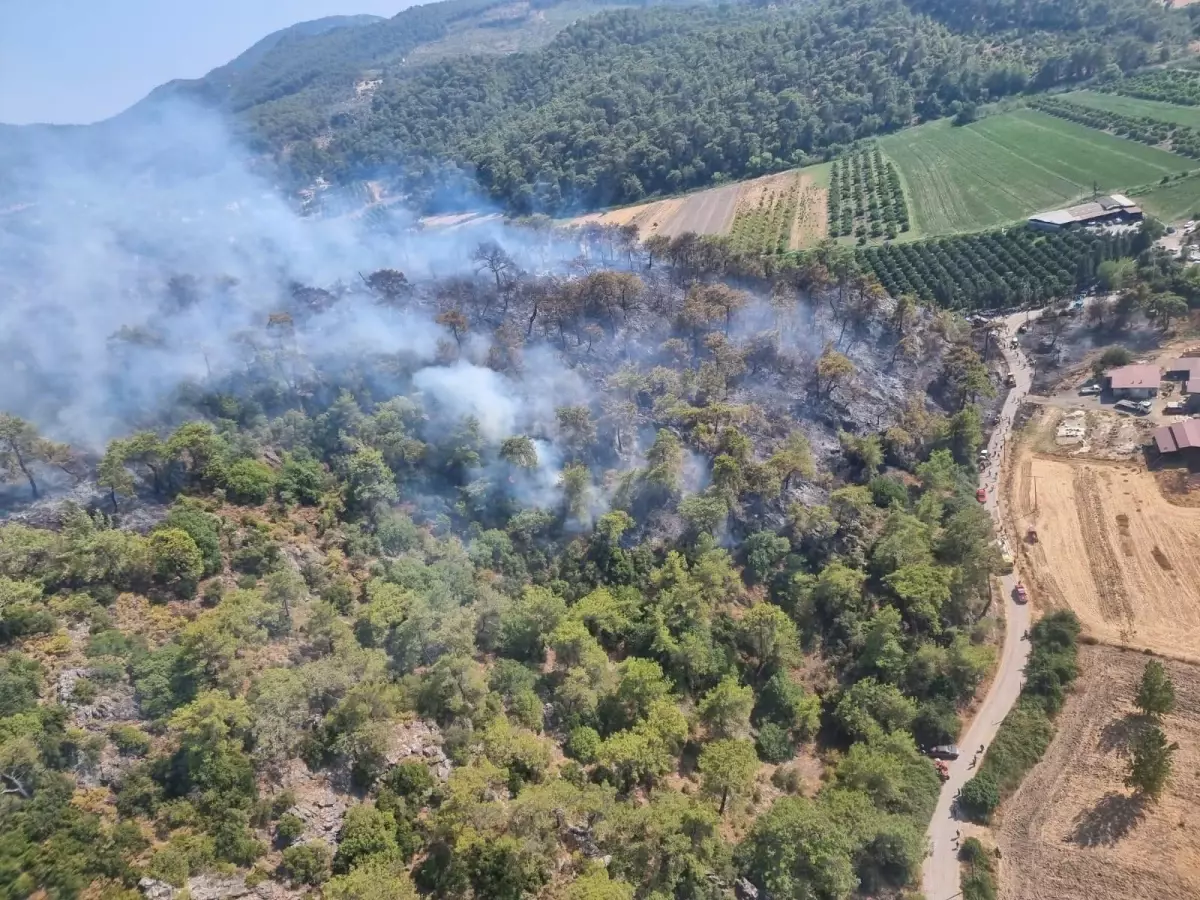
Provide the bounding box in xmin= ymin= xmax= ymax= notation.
xmin=997 ymin=645 xmax=1200 ymax=900
xmin=1011 ymin=452 xmax=1200 ymax=662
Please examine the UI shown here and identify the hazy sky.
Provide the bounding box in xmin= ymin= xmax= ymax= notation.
xmin=0 ymin=1 xmax=412 ymax=125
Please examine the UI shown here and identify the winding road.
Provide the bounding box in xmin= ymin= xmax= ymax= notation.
xmin=922 ymin=311 xmax=1035 ymax=900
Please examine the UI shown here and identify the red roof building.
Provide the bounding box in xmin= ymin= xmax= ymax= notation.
xmin=1153 ymin=419 xmax=1200 ymax=454
xmin=1108 ymin=364 xmax=1162 ymax=391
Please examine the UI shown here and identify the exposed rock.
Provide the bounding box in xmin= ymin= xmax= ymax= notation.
xmin=276 ymin=759 xmax=348 ymax=845
xmin=186 ymin=874 xmax=250 ymax=900
xmin=138 ymin=877 xmax=176 ymax=900
xmin=57 ymin=667 xmax=140 ymax=726
xmin=734 ymin=877 xmax=759 ymax=900
xmin=252 ymin=881 xmax=306 ymax=900
xmin=56 ymin=668 xmax=89 ymax=703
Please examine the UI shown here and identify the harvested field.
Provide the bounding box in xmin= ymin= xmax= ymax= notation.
xmin=997 ymin=645 xmax=1200 ymax=900
xmin=1011 ymin=450 xmax=1200 ymax=661
xmin=565 ymin=165 xmax=829 ymax=246
xmin=660 ymin=182 xmax=742 ymax=238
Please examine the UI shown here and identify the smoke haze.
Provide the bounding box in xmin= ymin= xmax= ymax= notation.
xmin=0 ymin=101 xmax=586 ymax=452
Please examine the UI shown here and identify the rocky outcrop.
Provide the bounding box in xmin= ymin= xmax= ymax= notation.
xmin=138 ymin=875 xmax=258 ymax=900
xmin=385 ymin=718 xmax=450 ymax=781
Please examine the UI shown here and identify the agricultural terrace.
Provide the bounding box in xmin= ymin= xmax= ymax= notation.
xmin=1034 ymin=96 xmax=1200 ymax=160
xmin=1059 ymin=89 xmax=1200 ymax=129
xmin=858 ymin=226 xmax=1143 ymax=310
xmin=1099 ymin=67 xmax=1200 ymax=107
xmin=880 ymin=109 xmax=1193 ymax=236
xmin=826 ymin=145 xmax=909 ymax=242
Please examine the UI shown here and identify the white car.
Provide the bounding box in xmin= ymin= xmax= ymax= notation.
xmin=1079 ymin=384 xmax=1101 ymax=396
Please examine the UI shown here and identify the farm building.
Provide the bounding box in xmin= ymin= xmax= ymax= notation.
xmin=1107 ymin=364 xmax=1162 ymax=399
xmin=1164 ymin=357 xmax=1200 ymax=394
xmin=1027 ymin=194 xmax=1143 ymax=231
xmin=1153 ymin=419 xmax=1200 ymax=457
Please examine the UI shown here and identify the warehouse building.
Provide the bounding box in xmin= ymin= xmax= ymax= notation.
xmin=1107 ymin=363 xmax=1162 ymax=399
xmin=1153 ymin=419 xmax=1200 ymax=457
xmin=1028 ymin=194 xmax=1143 ymax=231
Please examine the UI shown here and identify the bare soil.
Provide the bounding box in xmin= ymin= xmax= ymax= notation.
xmin=789 ymin=175 xmax=828 ymax=250
xmin=997 ymin=645 xmax=1200 ymax=900
xmin=565 ymin=169 xmax=828 ymax=245
xmin=1011 ymin=445 xmax=1200 ymax=662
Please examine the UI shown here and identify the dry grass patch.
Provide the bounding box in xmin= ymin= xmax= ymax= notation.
xmin=1012 ymin=450 xmax=1200 ymax=662
xmin=997 ymin=645 xmax=1200 ymax=900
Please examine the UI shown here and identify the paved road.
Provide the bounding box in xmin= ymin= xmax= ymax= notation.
xmin=922 ymin=311 xmax=1034 ymax=900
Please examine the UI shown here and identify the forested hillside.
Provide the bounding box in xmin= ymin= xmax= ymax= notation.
xmin=0 ymin=193 xmax=1009 ymax=900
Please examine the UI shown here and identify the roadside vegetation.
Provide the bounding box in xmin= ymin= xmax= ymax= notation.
xmin=957 ymin=610 xmax=1081 ymax=822
xmin=959 ymin=837 xmax=999 ymax=900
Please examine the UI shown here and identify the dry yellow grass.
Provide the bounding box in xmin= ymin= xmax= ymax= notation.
xmin=997 ymin=645 xmax=1200 ymax=900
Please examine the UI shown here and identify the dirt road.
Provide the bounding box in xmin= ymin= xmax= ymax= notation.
xmin=922 ymin=312 xmax=1035 ymax=900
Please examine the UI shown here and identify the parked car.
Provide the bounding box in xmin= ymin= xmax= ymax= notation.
xmin=975 ymin=487 xmax=987 ymax=503
xmin=929 ymin=745 xmax=960 ymax=760
xmin=1014 ymin=583 xmax=1028 ymax=604
xmin=1079 ymin=384 xmax=1101 ymax=396
xmin=1166 ymin=401 xmax=1187 ymax=415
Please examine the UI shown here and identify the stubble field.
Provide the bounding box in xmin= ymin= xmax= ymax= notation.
xmin=1010 ymin=450 xmax=1200 ymax=662
xmin=997 ymin=645 xmax=1200 ymax=900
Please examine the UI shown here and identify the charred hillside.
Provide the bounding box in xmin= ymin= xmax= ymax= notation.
xmin=0 ymin=94 xmax=1004 ymax=900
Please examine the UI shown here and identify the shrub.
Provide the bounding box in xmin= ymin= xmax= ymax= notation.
xmin=110 ymin=724 xmax=152 ymax=757
xmin=957 ymin=772 xmax=1000 ymax=821
xmin=755 ymin=722 xmax=795 ymax=763
xmin=276 ymin=812 xmax=305 ymax=844
xmin=70 ymin=677 xmax=98 ymax=705
xmin=224 ymin=459 xmax=277 ymax=506
xmin=281 ymin=841 xmax=332 ymax=886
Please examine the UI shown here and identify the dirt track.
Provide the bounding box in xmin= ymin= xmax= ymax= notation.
xmin=1013 ymin=451 xmax=1200 ymax=661
xmin=998 ymin=645 xmax=1200 ymax=900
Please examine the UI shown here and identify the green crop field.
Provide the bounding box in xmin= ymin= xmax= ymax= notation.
xmin=880 ymin=108 xmax=1193 ymax=236
xmin=1058 ymin=90 xmax=1200 ymax=129
xmin=1136 ymin=173 xmax=1200 ymax=222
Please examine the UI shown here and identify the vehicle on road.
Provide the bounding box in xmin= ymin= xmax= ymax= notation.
xmin=1079 ymin=384 xmax=1101 ymax=396
xmin=1166 ymin=401 xmax=1187 ymax=415
xmin=1014 ymin=582 xmax=1028 ymax=604
xmin=1005 ymin=373 xmax=1016 ymax=387
xmin=1026 ymin=526 xmax=1038 ymax=544
xmin=929 ymin=745 xmax=960 ymax=760
xmin=975 ymin=487 xmax=987 ymax=503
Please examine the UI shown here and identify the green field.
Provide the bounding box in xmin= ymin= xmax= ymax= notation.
xmin=1059 ymin=90 xmax=1200 ymax=129
xmin=880 ymin=108 xmax=1193 ymax=236
xmin=1136 ymin=173 xmax=1200 ymax=222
